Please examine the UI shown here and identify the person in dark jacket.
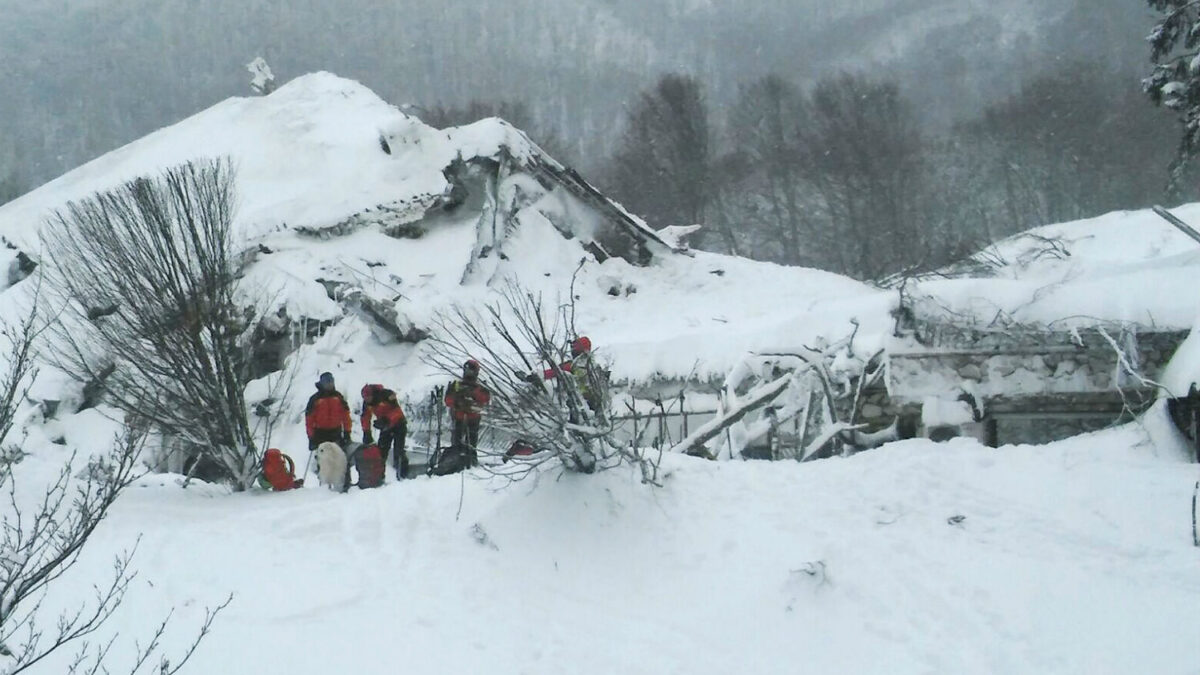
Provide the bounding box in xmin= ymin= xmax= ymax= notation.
xmin=360 ymin=384 xmax=409 ymax=478
xmin=444 ymin=359 xmax=491 ymax=465
xmin=305 ymin=371 xmax=351 ymax=450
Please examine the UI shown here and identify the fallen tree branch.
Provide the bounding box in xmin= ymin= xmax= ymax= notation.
xmin=669 ymin=373 xmax=792 ymax=457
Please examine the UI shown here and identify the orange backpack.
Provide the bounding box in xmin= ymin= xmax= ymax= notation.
xmin=261 ymin=449 xmax=300 ymax=491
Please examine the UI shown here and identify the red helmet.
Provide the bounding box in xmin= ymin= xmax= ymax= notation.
xmin=361 ymin=384 xmax=383 ymax=402
xmin=463 ymin=359 xmax=481 ymax=377
xmin=571 ymin=336 xmax=591 ymax=356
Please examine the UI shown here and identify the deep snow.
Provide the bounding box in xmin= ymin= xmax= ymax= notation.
xmin=911 ymin=205 xmax=1200 ymax=330
xmin=22 ymin=407 xmax=1200 ymax=674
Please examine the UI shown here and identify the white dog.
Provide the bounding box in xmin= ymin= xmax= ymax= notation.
xmin=315 ymin=441 xmax=348 ymax=493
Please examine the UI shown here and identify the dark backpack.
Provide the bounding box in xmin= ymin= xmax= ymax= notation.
xmin=431 ymin=446 xmax=472 ymax=476
xmin=355 ymin=444 xmax=385 ymax=488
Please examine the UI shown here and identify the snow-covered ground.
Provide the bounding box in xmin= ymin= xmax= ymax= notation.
xmin=24 ymin=404 xmax=1199 ymax=674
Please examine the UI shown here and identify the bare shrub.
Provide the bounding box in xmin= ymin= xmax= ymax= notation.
xmin=40 ymin=158 xmax=260 ymax=489
xmin=424 ymin=281 xmax=661 ymax=484
xmin=0 ymin=296 xmax=228 ymax=673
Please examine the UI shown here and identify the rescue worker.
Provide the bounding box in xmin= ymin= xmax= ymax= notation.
xmin=531 ymin=336 xmax=600 ymax=412
xmin=444 ymin=359 xmax=491 ymax=465
xmin=305 ymin=371 xmax=351 ymax=451
xmin=360 ymin=384 xmax=409 ymax=479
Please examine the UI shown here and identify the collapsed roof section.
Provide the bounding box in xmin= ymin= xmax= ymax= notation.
xmin=0 ymin=72 xmax=677 ymax=274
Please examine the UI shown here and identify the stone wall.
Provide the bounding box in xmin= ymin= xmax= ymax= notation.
xmin=889 ymin=327 xmax=1186 ymax=402
xmin=887 ymin=326 xmax=1188 ymax=446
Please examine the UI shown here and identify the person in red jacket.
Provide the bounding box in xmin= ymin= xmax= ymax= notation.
xmin=360 ymin=384 xmax=409 ymax=478
xmin=529 ymin=336 xmax=601 ymax=412
xmin=305 ymin=371 xmax=351 ymax=450
xmin=444 ymin=359 xmax=491 ymax=464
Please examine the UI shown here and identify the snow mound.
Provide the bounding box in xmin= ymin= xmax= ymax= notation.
xmin=913 ymin=205 xmax=1200 ymax=328
xmin=26 ymin=423 xmax=1200 ymax=674
xmin=3 ymin=70 xmax=1200 ymax=675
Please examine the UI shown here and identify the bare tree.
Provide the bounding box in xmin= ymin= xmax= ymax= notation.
xmin=424 ymin=280 xmax=660 ymax=485
xmin=40 ymin=158 xmax=261 ymax=490
xmin=796 ymin=73 xmax=929 ymax=280
xmin=728 ymin=74 xmax=814 ymax=265
xmin=0 ymin=296 xmax=228 ymax=674
xmin=607 ymin=74 xmax=719 ymax=240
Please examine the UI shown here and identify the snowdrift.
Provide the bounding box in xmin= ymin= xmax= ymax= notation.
xmin=24 ymin=422 xmax=1200 ymax=674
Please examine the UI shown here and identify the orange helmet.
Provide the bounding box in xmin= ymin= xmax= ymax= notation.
xmin=571 ymin=336 xmax=591 ymax=356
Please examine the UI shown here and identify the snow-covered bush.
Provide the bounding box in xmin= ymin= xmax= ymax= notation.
xmin=40 ymin=159 xmax=262 ymax=490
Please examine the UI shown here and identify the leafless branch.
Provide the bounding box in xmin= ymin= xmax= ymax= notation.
xmin=39 ymin=158 xmax=260 ymax=489
xmin=423 ymin=279 xmax=660 ymax=484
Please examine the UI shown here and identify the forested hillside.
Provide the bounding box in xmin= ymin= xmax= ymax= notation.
xmin=0 ymin=0 xmax=1153 ymax=186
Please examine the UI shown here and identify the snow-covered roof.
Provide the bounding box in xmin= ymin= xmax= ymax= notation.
xmin=5 ymin=70 xmax=1200 ymax=409
xmin=907 ymin=205 xmax=1200 ymax=331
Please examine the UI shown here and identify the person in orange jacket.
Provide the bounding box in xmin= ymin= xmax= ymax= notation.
xmin=528 ymin=336 xmax=601 ymax=411
xmin=444 ymin=359 xmax=491 ymax=464
xmin=360 ymin=383 xmax=409 ymax=478
xmin=305 ymin=371 xmax=351 ymax=450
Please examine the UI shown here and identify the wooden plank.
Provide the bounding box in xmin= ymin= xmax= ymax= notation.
xmin=1153 ymin=205 xmax=1200 ymax=246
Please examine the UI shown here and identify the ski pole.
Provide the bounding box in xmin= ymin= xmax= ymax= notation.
xmin=301 ymin=446 xmax=316 ymax=481
xmin=1192 ymin=480 xmax=1198 ymax=547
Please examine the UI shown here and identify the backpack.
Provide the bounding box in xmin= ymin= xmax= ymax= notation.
xmin=503 ymin=439 xmax=535 ymax=463
xmin=355 ymin=444 xmax=385 ymax=488
xmin=431 ymin=445 xmax=472 ymax=476
xmin=261 ymin=449 xmax=301 ymax=491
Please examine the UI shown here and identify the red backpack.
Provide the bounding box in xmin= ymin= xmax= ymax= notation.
xmin=355 ymin=444 xmax=384 ymax=489
xmin=503 ymin=439 xmax=535 ymax=463
xmin=262 ymin=449 xmax=301 ymax=491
